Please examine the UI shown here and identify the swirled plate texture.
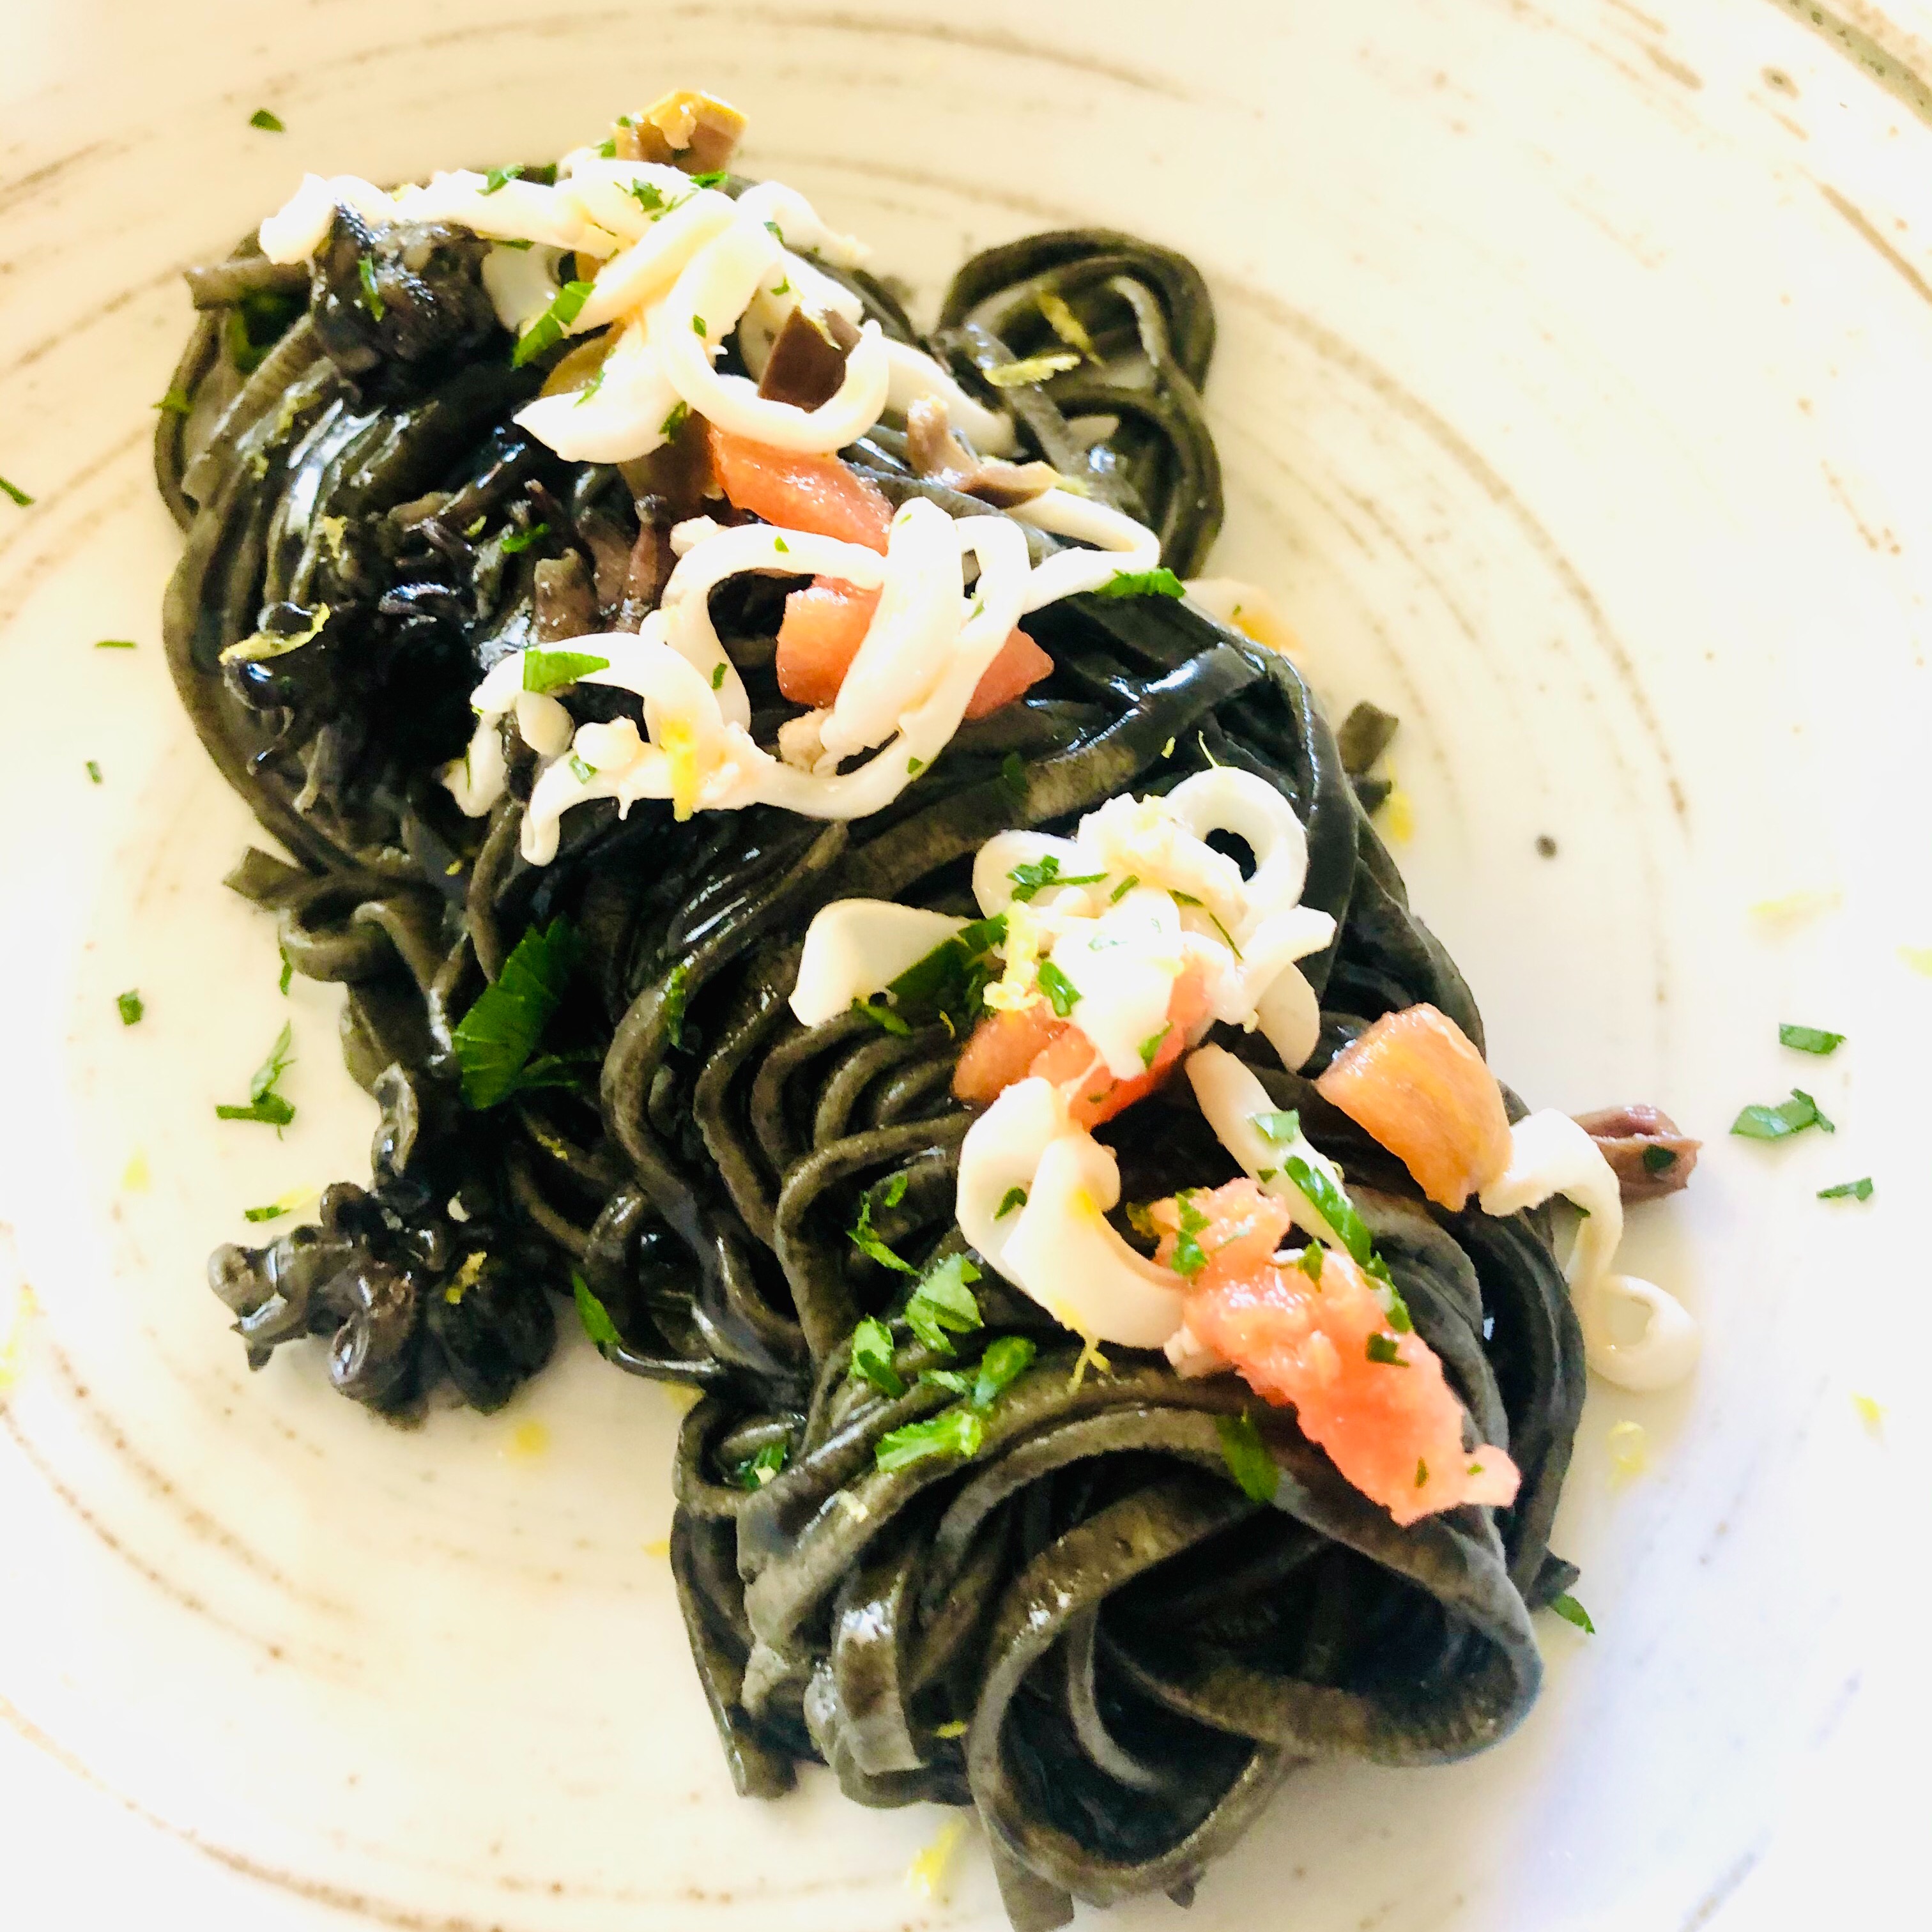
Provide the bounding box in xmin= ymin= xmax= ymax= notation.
xmin=0 ymin=2 xmax=1925 ymax=1928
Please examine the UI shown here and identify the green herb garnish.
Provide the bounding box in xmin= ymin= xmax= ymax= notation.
xmin=521 ymin=647 xmax=608 ymax=691
xmin=567 ymin=753 xmax=595 ymax=783
xmin=907 ymin=756 xmax=923 ymax=774
xmin=1296 ymin=1245 xmax=1323 ymax=1282
xmin=94 ymin=638 xmax=136 ymax=650
xmin=1110 ymin=875 xmax=1139 ymax=902
xmin=153 ymin=388 xmax=193 ymax=416
xmin=1036 ymin=960 xmax=1081 ymax=1017
xmin=1818 ymin=1177 xmax=1874 ymax=1201
xmin=1547 ymin=1592 xmax=1595 ymax=1634
xmin=278 ymin=948 xmax=293 ymax=995
xmin=85 ymin=760 xmax=102 ymax=785
xmin=1779 ymin=1023 xmax=1844 ymax=1055
xmin=1000 ymin=751 xmax=1025 ymax=797
xmin=215 ymin=1020 xmax=296 ymax=1128
xmin=882 ymin=914 xmax=1009 ymax=1032
xmin=687 ymin=169 xmax=730 ymax=188
xmin=973 ymin=1335 xmax=1036 ymax=1407
xmin=249 ymin=108 xmax=284 ymax=132
xmin=850 ymin=1316 xmax=907 ymax=1397
xmin=1730 ymin=1089 xmax=1834 ymax=1140
xmin=1216 ymin=1413 xmax=1278 ymax=1503
xmin=116 ymin=990 xmax=143 ymax=1026
xmin=512 ymin=279 xmax=595 ymax=367
xmin=0 ymin=476 xmax=33 ymax=507
xmin=662 ymin=962 xmax=690 ymax=1048
xmin=452 ymin=916 xmax=575 ymax=1108
xmin=660 ymin=400 xmax=690 ymax=439
xmin=573 ymin=1271 xmax=622 ymax=1349
xmin=850 ymin=1197 xmax=918 ymax=1276
xmin=691 ymin=313 xmax=708 ymax=335
xmin=500 ymin=521 xmax=549 ymax=556
xmin=1170 ymin=1190 xmax=1211 ymax=1280
xmin=903 ymin=1254 xmax=983 ymax=1354
xmin=1641 ymin=1144 xmax=1677 ymax=1174
xmin=711 ymin=662 xmax=728 ymax=690
xmin=1415 ymin=1459 xmax=1429 ymax=1489
xmin=995 ymin=1186 xmax=1027 ymax=1220
xmin=732 ymin=1441 xmax=788 ymax=1489
xmin=1250 ymin=1109 xmax=1301 ymax=1146
xmin=358 ymin=256 xmax=385 ymax=321
xmin=481 ymin=164 xmax=525 ymax=194
xmin=1365 ymin=1332 xmax=1406 ymax=1366
xmin=851 ymin=996 xmax=912 ymax=1036
xmin=1008 ymin=855 xmax=1107 ymax=902
xmin=1138 ymin=1025 xmax=1170 ymax=1070
xmin=1097 ymin=567 xmax=1186 ymax=599
xmin=572 ymin=366 xmax=607 ymax=408
xmin=627 ymin=180 xmax=666 ymax=213
xmin=875 ymin=1406 xmax=984 ymax=1472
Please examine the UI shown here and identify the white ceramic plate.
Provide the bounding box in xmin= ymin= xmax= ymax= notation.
xmin=1 ymin=3 xmax=1924 ymax=1926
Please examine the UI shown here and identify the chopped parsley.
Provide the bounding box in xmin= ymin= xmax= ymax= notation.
xmin=116 ymin=990 xmax=143 ymax=1026
xmin=85 ymin=760 xmax=102 ymax=785
xmin=1365 ymin=1332 xmax=1406 ymax=1366
xmin=1640 ymin=1144 xmax=1678 ymax=1174
xmin=512 ymin=279 xmax=595 ymax=367
xmin=357 ymin=256 xmax=385 ymax=322
xmin=907 ymin=756 xmax=924 ymax=774
xmin=500 ymin=521 xmax=550 ymax=556
xmin=1817 ymin=1177 xmax=1873 ymax=1201
xmin=1779 ymin=1023 xmax=1844 ymax=1055
xmin=1250 ymin=1108 xmax=1301 ymax=1146
xmin=1216 ymin=1413 xmax=1278 ymax=1503
xmin=985 ymin=349 xmax=1081 ymax=387
xmin=884 ymin=1172 xmax=909 ymax=1209
xmin=153 ymin=388 xmax=193 ymax=416
xmin=215 ymin=1020 xmax=296 ymax=1129
xmin=1170 ymin=889 xmax=1242 ymax=955
xmin=572 ymin=1272 xmax=622 ymax=1349
xmin=849 ymin=1197 xmax=918 ymax=1275
xmin=1276 ymin=1151 xmax=1412 ymax=1330
xmin=481 ymin=164 xmax=525 ymax=194
xmin=687 ymin=170 xmax=730 ymax=188
xmin=1414 ymin=1459 xmax=1429 ymax=1489
xmin=1547 ymin=1592 xmax=1595 ymax=1634
xmin=1008 ymin=854 xmax=1107 ymax=902
xmin=567 ymin=753 xmax=595 ymax=783
xmin=903 ymin=1254 xmax=983 ymax=1354
xmin=732 ymin=1441 xmax=788 ymax=1489
xmin=1296 ymin=1245 xmax=1323 ymax=1283
xmin=521 ymin=647 xmax=609 ymax=691
xmin=660 ymin=400 xmax=690 ymax=439
xmin=626 ymin=180 xmax=667 ymax=213
xmin=662 ymin=962 xmax=691 ymax=1048
xmin=572 ymin=366 xmax=607 ymax=408
xmin=1000 ymin=751 xmax=1025 ymax=798
xmin=1036 ymin=960 xmax=1081 ymax=1017
xmin=772 ymin=535 xmax=790 ymax=553
xmin=249 ymin=108 xmax=284 ymax=132
xmin=691 ymin=313 xmax=709 ymax=335
xmin=94 ymin=638 xmax=137 ymax=650
xmin=875 ymin=913 xmax=1009 ymax=1033
xmin=851 ymin=996 xmax=912 ymax=1036
xmin=1730 ymin=1088 xmax=1834 ymax=1140
xmin=973 ymin=1335 xmax=1036 ymax=1407
xmin=451 ymin=916 xmax=575 ymax=1108
xmin=850 ymin=1316 xmax=907 ymax=1397
xmin=243 ymin=1188 xmax=311 ymax=1225
xmin=278 ymin=947 xmax=293 ymax=995
xmin=1170 ymin=1191 xmax=1211 ymax=1280
xmin=0 ymin=476 xmax=33 ymax=507
xmin=995 ymin=1186 xmax=1027 ymax=1220
xmin=875 ymin=1406 xmax=984 ymax=1472
xmin=1097 ymin=567 xmax=1186 ymax=599
xmin=1138 ymin=1024 xmax=1170 ymax=1070
xmin=1110 ymin=875 xmax=1139 ymax=902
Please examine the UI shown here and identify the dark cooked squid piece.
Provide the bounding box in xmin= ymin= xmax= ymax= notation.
xmin=160 ymin=187 xmax=1596 ymax=1929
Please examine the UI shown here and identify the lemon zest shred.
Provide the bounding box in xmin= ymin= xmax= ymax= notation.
xmin=1068 ymin=1331 xmax=1111 ymax=1391
xmin=1607 ymin=1419 xmax=1648 ymax=1483
xmin=906 ymin=1816 xmax=970 ymax=1899
xmin=642 ymin=1537 xmax=671 ymax=1558
xmin=506 ymin=1419 xmax=550 ymax=1459
xmin=1852 ymin=1392 xmax=1885 ymax=1436
xmin=0 ymin=1285 xmax=40 ymax=1393
xmin=444 ymin=1250 xmax=487 ymax=1305
xmin=1748 ymin=888 xmax=1839 ymax=929
xmin=121 ymin=1150 xmax=151 ymax=1193
xmin=1899 ymin=946 xmax=1932 ymax=977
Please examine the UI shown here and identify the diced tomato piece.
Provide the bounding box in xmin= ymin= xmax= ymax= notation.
xmin=963 ymin=627 xmax=1054 ymax=719
xmin=776 ymin=580 xmax=1054 ymax=717
xmin=708 ymin=426 xmax=893 ymax=551
xmin=953 ymin=964 xmax=1208 ymax=1126
xmin=1149 ymin=1177 xmax=1521 ymax=1526
xmin=776 ymin=580 xmax=873 ymax=707
xmin=953 ymin=1003 xmax=1067 ymax=1105
xmin=1315 ymin=1004 xmax=1512 ymax=1210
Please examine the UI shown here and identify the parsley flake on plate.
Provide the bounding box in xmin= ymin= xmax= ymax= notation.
xmin=215 ymin=1020 xmax=296 ymax=1129
xmin=1779 ymin=1023 xmax=1844 ymax=1055
xmin=1730 ymin=1088 xmax=1834 ymax=1140
xmin=451 ymin=916 xmax=575 ymax=1108
xmin=1216 ymin=1412 xmax=1279 ymax=1503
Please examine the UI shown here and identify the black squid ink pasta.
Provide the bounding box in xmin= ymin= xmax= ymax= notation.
xmin=155 ymin=89 xmax=1699 ymax=1929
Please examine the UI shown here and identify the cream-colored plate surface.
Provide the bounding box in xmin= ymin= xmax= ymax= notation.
xmin=1 ymin=3 xmax=1924 ymax=1926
